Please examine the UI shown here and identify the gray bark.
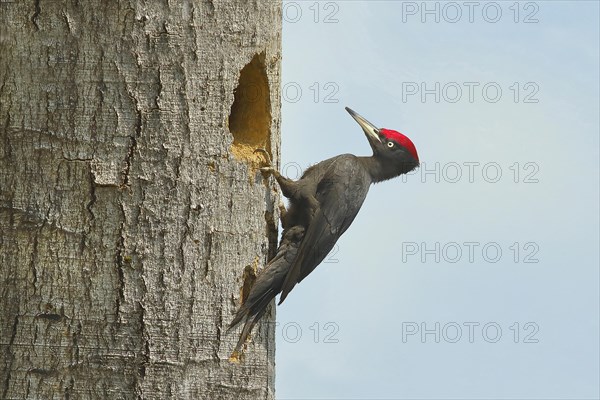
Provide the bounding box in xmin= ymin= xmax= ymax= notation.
xmin=0 ymin=1 xmax=281 ymax=399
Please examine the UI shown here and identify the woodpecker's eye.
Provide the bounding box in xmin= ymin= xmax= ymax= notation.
xmin=387 ymin=141 xmax=394 ymax=148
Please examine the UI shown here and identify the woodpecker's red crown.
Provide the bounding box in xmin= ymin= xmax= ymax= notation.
xmin=380 ymin=128 xmax=419 ymax=162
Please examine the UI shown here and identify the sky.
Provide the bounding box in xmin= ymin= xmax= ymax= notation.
xmin=275 ymin=1 xmax=600 ymax=399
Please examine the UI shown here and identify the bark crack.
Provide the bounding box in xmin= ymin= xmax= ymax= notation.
xmin=204 ymin=230 xmax=213 ymax=278
xmin=34 ymin=312 xmax=65 ymax=322
xmin=86 ymin=166 xmax=97 ymax=220
xmin=64 ymin=377 xmax=75 ymax=399
xmin=115 ymin=204 xmax=127 ymax=319
xmin=154 ymin=66 xmax=163 ymax=110
xmin=135 ymin=301 xmax=150 ymax=396
xmin=30 ymin=205 xmax=51 ymax=293
xmin=123 ymin=108 xmax=141 ymax=187
xmin=70 ymin=322 xmax=82 ymax=367
xmin=179 ymin=192 xmax=192 ymax=274
xmin=31 ymin=0 xmax=40 ymax=31
xmin=1 ymin=314 xmax=19 ymax=400
xmin=115 ymin=236 xmax=125 ymax=318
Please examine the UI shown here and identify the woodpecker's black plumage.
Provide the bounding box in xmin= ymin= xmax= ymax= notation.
xmin=228 ymin=107 xmax=420 ymax=354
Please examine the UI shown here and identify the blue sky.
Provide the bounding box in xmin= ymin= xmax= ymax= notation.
xmin=276 ymin=1 xmax=599 ymax=399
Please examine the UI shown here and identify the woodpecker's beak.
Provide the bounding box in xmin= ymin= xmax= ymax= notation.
xmin=345 ymin=107 xmax=382 ymax=144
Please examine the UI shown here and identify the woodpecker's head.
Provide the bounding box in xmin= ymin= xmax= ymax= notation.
xmin=345 ymin=107 xmax=419 ymax=179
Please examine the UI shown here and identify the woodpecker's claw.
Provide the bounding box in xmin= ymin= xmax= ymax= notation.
xmin=255 ymin=149 xmax=277 ymax=177
xmin=260 ymin=166 xmax=277 ymax=174
xmin=254 ymin=148 xmax=272 ymax=167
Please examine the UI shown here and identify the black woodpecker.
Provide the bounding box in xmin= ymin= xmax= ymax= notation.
xmin=228 ymin=107 xmax=420 ymax=355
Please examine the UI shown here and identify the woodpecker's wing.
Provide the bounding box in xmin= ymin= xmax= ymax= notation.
xmin=279 ymin=156 xmax=371 ymax=304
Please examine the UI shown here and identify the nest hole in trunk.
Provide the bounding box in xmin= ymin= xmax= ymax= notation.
xmin=229 ymin=53 xmax=272 ymax=164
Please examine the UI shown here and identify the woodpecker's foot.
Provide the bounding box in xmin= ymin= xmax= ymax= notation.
xmin=278 ymin=201 xmax=287 ymax=217
xmin=254 ymin=148 xmax=273 ymax=168
xmin=278 ymin=201 xmax=289 ymax=227
xmin=260 ymin=166 xmax=278 ymax=175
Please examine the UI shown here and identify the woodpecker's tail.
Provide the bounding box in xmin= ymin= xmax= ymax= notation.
xmin=228 ymin=288 xmax=275 ymax=354
xmin=227 ymin=226 xmax=305 ymax=356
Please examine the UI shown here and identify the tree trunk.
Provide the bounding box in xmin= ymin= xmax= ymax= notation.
xmin=0 ymin=1 xmax=281 ymax=398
